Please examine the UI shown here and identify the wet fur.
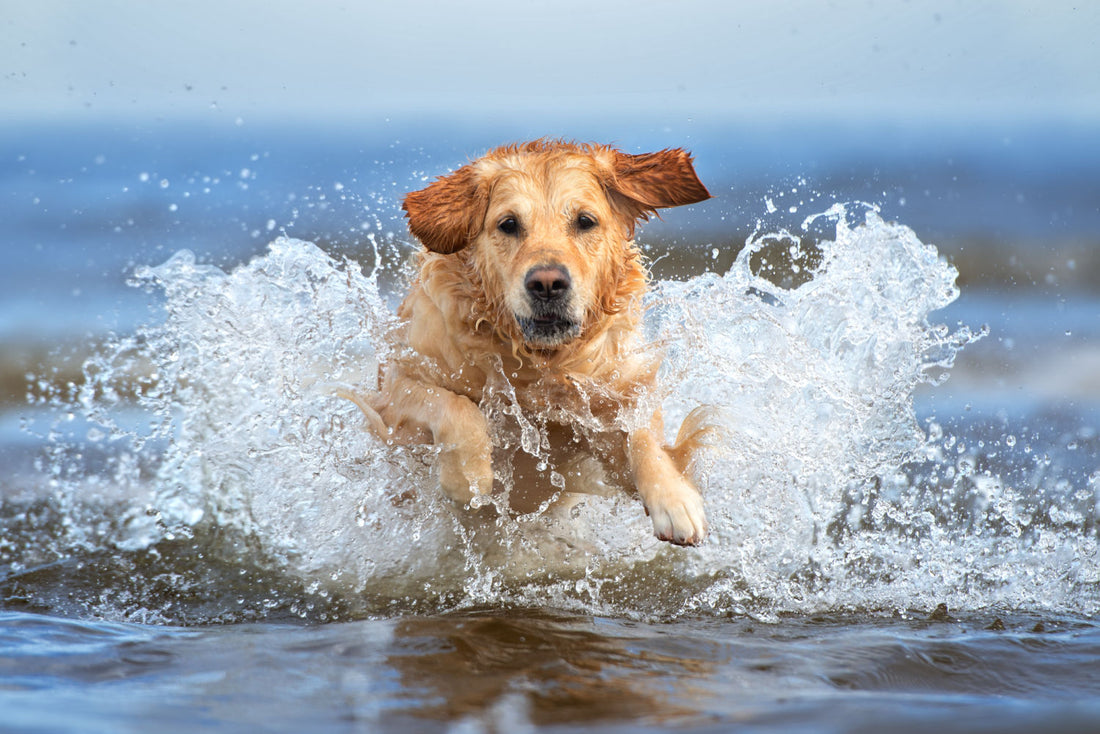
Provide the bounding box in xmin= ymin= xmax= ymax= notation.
xmin=355 ymin=140 xmax=711 ymax=546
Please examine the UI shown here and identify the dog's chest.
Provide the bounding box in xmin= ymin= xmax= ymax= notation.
xmin=475 ymin=365 xmax=631 ymax=434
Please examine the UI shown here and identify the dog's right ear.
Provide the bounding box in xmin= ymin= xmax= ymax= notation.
xmin=402 ymin=164 xmax=486 ymax=255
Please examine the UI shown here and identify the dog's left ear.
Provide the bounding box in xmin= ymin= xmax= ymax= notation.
xmin=610 ymin=148 xmax=711 ymax=219
xmin=402 ymin=164 xmax=487 ymax=255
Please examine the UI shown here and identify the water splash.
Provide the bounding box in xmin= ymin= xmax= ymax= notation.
xmin=12 ymin=204 xmax=1099 ymax=622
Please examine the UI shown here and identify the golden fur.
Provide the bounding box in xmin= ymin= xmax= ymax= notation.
xmin=357 ymin=140 xmax=711 ymax=546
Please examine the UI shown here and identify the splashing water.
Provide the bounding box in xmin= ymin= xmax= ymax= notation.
xmin=15 ymin=204 xmax=1100 ymax=622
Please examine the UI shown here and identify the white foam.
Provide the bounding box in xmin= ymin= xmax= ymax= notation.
xmin=63 ymin=205 xmax=1100 ymax=619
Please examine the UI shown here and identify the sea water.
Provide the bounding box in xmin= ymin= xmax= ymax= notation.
xmin=3 ymin=122 xmax=1099 ymax=732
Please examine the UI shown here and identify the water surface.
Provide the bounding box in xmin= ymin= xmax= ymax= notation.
xmin=2 ymin=119 xmax=1098 ymax=732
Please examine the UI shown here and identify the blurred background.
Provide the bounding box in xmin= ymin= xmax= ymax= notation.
xmin=2 ymin=0 xmax=1098 ymax=421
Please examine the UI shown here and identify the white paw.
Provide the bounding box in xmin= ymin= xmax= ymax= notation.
xmin=645 ymin=487 xmax=707 ymax=546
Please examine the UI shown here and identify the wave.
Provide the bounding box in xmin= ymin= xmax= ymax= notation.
xmin=7 ymin=204 xmax=1098 ymax=623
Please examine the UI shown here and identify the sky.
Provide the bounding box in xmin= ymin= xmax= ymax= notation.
xmin=2 ymin=0 xmax=1098 ymax=123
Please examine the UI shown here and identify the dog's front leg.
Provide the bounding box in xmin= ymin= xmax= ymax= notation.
xmin=384 ymin=373 xmax=494 ymax=504
xmin=626 ymin=424 xmax=707 ymax=546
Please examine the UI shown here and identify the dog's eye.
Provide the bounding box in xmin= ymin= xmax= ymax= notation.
xmin=498 ymin=217 xmax=519 ymax=235
xmin=576 ymin=213 xmax=598 ymax=231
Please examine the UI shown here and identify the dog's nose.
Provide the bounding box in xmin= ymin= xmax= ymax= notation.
xmin=524 ymin=265 xmax=572 ymax=302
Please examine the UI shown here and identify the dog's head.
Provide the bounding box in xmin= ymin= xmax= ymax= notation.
xmin=402 ymin=141 xmax=710 ymax=350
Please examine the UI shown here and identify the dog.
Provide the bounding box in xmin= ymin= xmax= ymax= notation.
xmin=352 ymin=140 xmax=711 ymax=546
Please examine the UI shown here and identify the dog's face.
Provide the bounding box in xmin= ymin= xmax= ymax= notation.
xmin=403 ymin=141 xmax=710 ymax=350
xmin=478 ymin=158 xmax=624 ymax=348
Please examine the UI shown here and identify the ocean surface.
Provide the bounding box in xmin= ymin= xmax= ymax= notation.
xmin=1 ymin=117 xmax=1099 ymax=732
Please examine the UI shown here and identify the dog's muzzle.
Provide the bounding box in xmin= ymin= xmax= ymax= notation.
xmin=517 ymin=264 xmax=580 ymax=347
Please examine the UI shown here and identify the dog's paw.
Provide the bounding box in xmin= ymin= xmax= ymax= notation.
xmin=644 ymin=485 xmax=707 ymax=547
xmin=438 ymin=444 xmax=493 ymax=505
xmin=433 ymin=398 xmax=495 ymax=506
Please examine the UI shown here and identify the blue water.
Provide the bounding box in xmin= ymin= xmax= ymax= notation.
xmin=3 ymin=118 xmax=1098 ymax=341
xmin=2 ymin=609 xmax=1099 ymax=734
xmin=2 ymin=117 xmax=1099 ymax=732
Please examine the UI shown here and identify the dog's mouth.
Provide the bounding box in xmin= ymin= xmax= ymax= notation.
xmin=516 ymin=311 xmax=581 ymax=348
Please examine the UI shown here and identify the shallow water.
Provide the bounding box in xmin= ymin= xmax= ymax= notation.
xmin=2 ymin=609 xmax=1099 ymax=733
xmin=12 ymin=205 xmax=1066 ymax=620
xmin=3 ymin=123 xmax=1100 ymax=731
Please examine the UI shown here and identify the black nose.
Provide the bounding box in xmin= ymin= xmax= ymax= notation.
xmin=524 ymin=265 xmax=572 ymax=302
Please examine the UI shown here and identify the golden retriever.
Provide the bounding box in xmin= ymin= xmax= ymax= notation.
xmin=354 ymin=140 xmax=711 ymax=546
